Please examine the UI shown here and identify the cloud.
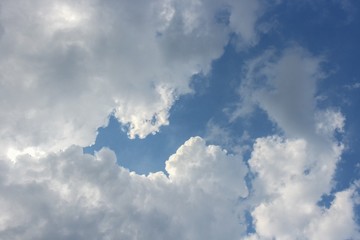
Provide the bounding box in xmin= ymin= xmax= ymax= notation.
xmin=246 ymin=134 xmax=360 ymax=239
xmin=247 ymin=187 xmax=359 ymax=240
xmin=1 ymin=1 xmax=359 ymax=239
xmin=0 ymin=0 xmax=263 ymax=156
xmin=166 ymin=136 xmax=248 ymax=198
xmin=1 ymin=108 xmax=357 ymax=239
xmin=0 ymin=137 xmax=248 ymax=239
xmin=232 ymin=46 xmax=326 ymax=139
xmin=233 ymin=46 xmax=359 ymax=239
xmin=306 ymin=189 xmax=359 ymax=240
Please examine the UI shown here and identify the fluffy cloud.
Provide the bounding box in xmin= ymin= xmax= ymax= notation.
xmin=1 ymin=1 xmax=359 ymax=239
xmin=0 ymin=0 xmax=263 ymax=156
xmin=1 ymin=109 xmax=357 ymax=239
xmin=246 ymin=135 xmax=359 ymax=240
xmin=0 ymin=1 xmax=267 ymax=237
xmin=236 ymin=47 xmax=360 ymax=239
xmin=0 ymin=137 xmax=248 ymax=240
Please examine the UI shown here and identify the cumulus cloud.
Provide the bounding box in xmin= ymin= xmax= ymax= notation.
xmin=0 ymin=0 xmax=263 ymax=155
xmin=1 ymin=0 xmax=359 ymax=239
xmin=0 ymin=1 xmax=267 ymax=237
xmin=246 ymin=135 xmax=359 ymax=239
xmin=1 ymin=116 xmax=357 ymax=239
xmin=0 ymin=137 xmax=248 ymax=240
xmin=234 ymin=47 xmax=359 ymax=239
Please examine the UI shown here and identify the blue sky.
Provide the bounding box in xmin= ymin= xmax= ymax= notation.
xmin=1 ymin=0 xmax=360 ymax=239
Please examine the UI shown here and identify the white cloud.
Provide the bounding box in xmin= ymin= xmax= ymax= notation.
xmin=306 ymin=189 xmax=360 ymax=240
xmin=166 ymin=136 xmax=248 ymax=198
xmin=1 ymin=1 xmax=359 ymax=239
xmin=0 ymin=0 xmax=263 ymax=155
xmin=246 ymin=134 xmax=359 ymax=239
xmin=1 ymin=117 xmax=357 ymax=239
xmin=315 ymin=109 xmax=345 ymax=136
xmin=234 ymin=46 xmax=360 ymax=239
xmin=0 ymin=137 xmax=249 ymax=239
xmin=247 ymin=187 xmax=359 ymax=240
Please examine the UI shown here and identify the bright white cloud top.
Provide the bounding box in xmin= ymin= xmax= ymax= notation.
xmin=0 ymin=0 xmax=359 ymax=239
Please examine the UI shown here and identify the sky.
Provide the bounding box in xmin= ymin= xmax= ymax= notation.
xmin=0 ymin=0 xmax=360 ymax=239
